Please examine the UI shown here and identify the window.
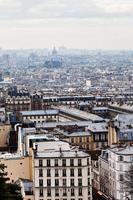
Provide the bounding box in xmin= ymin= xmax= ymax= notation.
xmin=70 ymin=179 xmax=74 ymax=186
xmin=55 ymin=189 xmax=59 ymax=196
xmin=39 ymin=160 xmax=43 ymax=167
xmin=71 ymin=138 xmax=74 ymax=143
xmin=71 ymin=188 xmax=75 ymax=196
xmin=123 ymin=133 xmax=128 ymax=139
xmin=88 ymin=168 xmax=90 ymax=176
xmin=39 ymin=179 xmax=43 ymax=187
xmin=87 ymin=137 xmax=89 ymax=142
xmin=55 ymin=179 xmax=59 ymax=186
xmin=78 ymin=159 xmax=82 ymax=166
xmin=87 ymin=158 xmax=90 ymax=166
xmin=119 ymin=174 xmax=124 ymax=182
xmin=54 ymin=169 xmax=58 ymax=177
xmin=70 ymin=159 xmax=74 ymax=166
xmin=62 ymin=159 xmax=66 ymax=166
xmin=88 ymin=178 xmax=90 ymax=185
xmin=78 ymin=179 xmax=82 ymax=186
xmin=78 ymin=168 xmax=82 ymax=176
xmin=95 ymin=134 xmax=99 ymax=141
xmin=47 ymin=179 xmax=51 ymax=186
xmin=39 ymin=169 xmax=43 ymax=177
xmin=79 ymin=137 xmax=82 ymax=143
xmin=63 ymin=189 xmax=67 ymax=196
xmin=63 ymin=169 xmax=66 ymax=177
xmin=88 ymin=187 xmax=90 ymax=195
xmin=118 ymin=156 xmax=124 ymax=162
xmin=101 ymin=134 xmax=105 ymax=140
xmin=79 ymin=188 xmax=82 ymax=196
xmin=63 ymin=179 xmax=66 ymax=186
xmin=70 ymin=169 xmax=74 ymax=176
xmin=47 ymin=159 xmax=51 ymax=167
xmin=47 ymin=169 xmax=51 ymax=177
xmin=55 ymin=159 xmax=58 ymax=166
xmin=39 ymin=189 xmax=43 ymax=197
xmin=47 ymin=189 xmax=51 ymax=197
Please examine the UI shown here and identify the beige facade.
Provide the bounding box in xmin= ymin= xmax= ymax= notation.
xmin=0 ymin=156 xmax=32 ymax=183
xmin=0 ymin=123 xmax=11 ymax=147
xmin=70 ymin=134 xmax=91 ymax=150
xmin=108 ymin=121 xmax=117 ymax=146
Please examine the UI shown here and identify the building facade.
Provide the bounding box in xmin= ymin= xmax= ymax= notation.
xmin=33 ymin=141 xmax=92 ymax=200
xmin=99 ymin=146 xmax=133 ymax=200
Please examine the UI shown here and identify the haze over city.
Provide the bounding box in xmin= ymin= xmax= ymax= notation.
xmin=0 ymin=1 xmax=133 ymax=200
xmin=0 ymin=0 xmax=133 ymax=49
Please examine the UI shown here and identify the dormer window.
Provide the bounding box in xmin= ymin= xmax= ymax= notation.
xmin=118 ymin=155 xmax=123 ymax=161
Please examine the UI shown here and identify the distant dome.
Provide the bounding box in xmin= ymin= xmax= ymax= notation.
xmin=52 ymin=47 xmax=58 ymax=55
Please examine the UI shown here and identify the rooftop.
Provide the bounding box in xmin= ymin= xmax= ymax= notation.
xmin=66 ymin=131 xmax=91 ymax=137
xmin=115 ymin=114 xmax=133 ymax=125
xmin=57 ymin=106 xmax=105 ymax=122
xmin=87 ymin=122 xmax=107 ymax=132
xmin=110 ymin=146 xmax=133 ymax=155
xmin=35 ymin=149 xmax=89 ymax=158
xmin=36 ymin=121 xmax=93 ymax=129
xmin=20 ymin=109 xmax=59 ymax=116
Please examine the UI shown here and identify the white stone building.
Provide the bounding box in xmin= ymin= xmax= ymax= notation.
xmin=99 ymin=146 xmax=133 ymax=200
xmin=19 ymin=110 xmax=59 ymax=124
xmin=33 ymin=141 xmax=92 ymax=200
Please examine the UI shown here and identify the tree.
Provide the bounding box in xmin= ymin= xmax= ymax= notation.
xmin=0 ymin=163 xmax=23 ymax=200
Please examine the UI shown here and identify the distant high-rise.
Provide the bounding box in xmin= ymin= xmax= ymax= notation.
xmin=0 ymin=71 xmax=3 ymax=82
xmin=2 ymin=54 xmax=10 ymax=68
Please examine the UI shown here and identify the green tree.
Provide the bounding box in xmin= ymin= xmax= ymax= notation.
xmin=0 ymin=163 xmax=23 ymax=200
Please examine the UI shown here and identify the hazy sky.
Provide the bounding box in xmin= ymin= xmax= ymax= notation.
xmin=0 ymin=0 xmax=133 ymax=49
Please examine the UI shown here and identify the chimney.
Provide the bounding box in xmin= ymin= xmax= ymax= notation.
xmin=59 ymin=147 xmax=63 ymax=157
xmin=75 ymin=150 xmax=78 ymax=157
xmin=33 ymin=143 xmax=38 ymax=156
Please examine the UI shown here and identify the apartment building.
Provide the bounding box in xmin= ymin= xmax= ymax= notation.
xmin=68 ymin=131 xmax=91 ymax=150
xmin=33 ymin=141 xmax=92 ymax=200
xmin=18 ymin=110 xmax=59 ymax=124
xmin=99 ymin=150 xmax=109 ymax=199
xmin=99 ymin=146 xmax=133 ymax=200
xmin=108 ymin=114 xmax=133 ymax=146
xmin=86 ymin=123 xmax=108 ymax=150
xmin=6 ymin=87 xmax=31 ymax=111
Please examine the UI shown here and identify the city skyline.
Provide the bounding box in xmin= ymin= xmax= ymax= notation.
xmin=0 ymin=0 xmax=133 ymax=50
